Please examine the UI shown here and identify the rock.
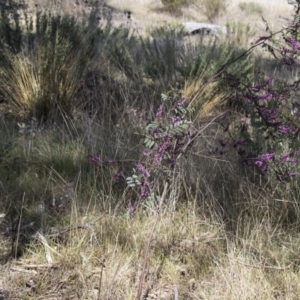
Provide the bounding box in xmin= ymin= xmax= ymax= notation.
xmin=183 ymin=22 xmax=227 ymax=36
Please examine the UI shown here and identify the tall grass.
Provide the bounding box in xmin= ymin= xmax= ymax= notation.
xmin=1 ymin=4 xmax=300 ymax=300
xmin=0 ymin=10 xmax=103 ymax=120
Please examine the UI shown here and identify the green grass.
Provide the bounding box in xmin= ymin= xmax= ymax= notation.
xmin=239 ymin=1 xmax=264 ymax=15
xmin=0 ymin=3 xmax=300 ymax=300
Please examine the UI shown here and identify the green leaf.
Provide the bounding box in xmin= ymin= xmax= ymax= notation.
xmin=146 ymin=122 xmax=158 ymax=130
xmin=145 ymin=138 xmax=155 ymax=149
xmin=161 ymin=93 xmax=168 ymax=101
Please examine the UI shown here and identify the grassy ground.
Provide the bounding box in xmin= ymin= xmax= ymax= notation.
xmin=1 ymin=0 xmax=300 ymax=299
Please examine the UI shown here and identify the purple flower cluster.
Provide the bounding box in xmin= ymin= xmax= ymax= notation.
xmin=177 ymin=95 xmax=186 ymax=107
xmin=255 ymin=153 xmax=275 ymax=172
xmin=280 ymin=126 xmax=290 ymax=134
xmin=280 ymin=153 xmax=290 ymax=163
xmin=252 ymin=77 xmax=273 ymax=91
xmin=136 ymin=163 xmax=150 ymax=178
xmin=90 ymin=155 xmax=101 ymax=164
xmin=114 ymin=169 xmax=126 ymax=185
xmin=233 ymin=139 xmax=247 ymax=149
xmin=155 ymin=105 xmax=163 ymax=118
xmin=154 ymin=135 xmax=169 ymax=164
xmin=172 ymin=116 xmax=182 ymax=124
xmin=135 ymin=163 xmax=153 ymax=198
xmin=257 ymin=107 xmax=281 ymax=123
xmin=286 ymin=37 xmax=300 ymax=50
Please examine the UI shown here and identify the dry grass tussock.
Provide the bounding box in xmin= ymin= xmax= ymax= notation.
xmin=1 ymin=110 xmax=299 ymax=298
xmin=1 ymin=198 xmax=300 ymax=299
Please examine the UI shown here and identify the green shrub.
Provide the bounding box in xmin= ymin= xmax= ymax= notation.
xmin=226 ymin=22 xmax=256 ymax=48
xmin=239 ymin=2 xmax=263 ymax=15
xmin=161 ymin=0 xmax=190 ymax=14
xmin=197 ymin=0 xmax=227 ymax=23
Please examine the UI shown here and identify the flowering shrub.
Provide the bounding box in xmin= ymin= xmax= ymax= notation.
xmin=89 ymin=90 xmax=194 ymax=210
xmin=90 ymin=92 xmax=193 ymax=204
xmin=125 ymin=91 xmax=194 ymax=206
xmin=215 ymin=18 xmax=300 ymax=183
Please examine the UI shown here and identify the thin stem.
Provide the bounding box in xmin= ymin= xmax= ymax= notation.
xmin=136 ymin=182 xmax=169 ymax=300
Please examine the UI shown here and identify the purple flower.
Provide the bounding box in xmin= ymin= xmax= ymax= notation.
xmin=172 ymin=116 xmax=182 ymax=124
xmin=258 ymin=107 xmax=280 ymax=122
xmin=114 ymin=169 xmax=126 ymax=184
xmin=136 ymin=163 xmax=150 ymax=178
xmin=258 ymin=153 xmax=275 ymax=161
xmin=253 ymin=77 xmax=273 ymax=91
xmin=156 ymin=105 xmax=163 ymax=118
xmin=127 ymin=200 xmax=134 ymax=213
xmin=154 ymin=135 xmax=169 ymax=164
xmin=143 ymin=151 xmax=149 ymax=157
xmin=257 ymin=93 xmax=273 ymax=100
xmin=283 ymin=57 xmax=294 ymax=66
xmin=219 ymin=140 xmax=226 ymax=147
xmin=280 ymin=153 xmax=290 ymax=163
xmin=287 ymin=37 xmax=300 ymax=50
xmin=90 ymin=155 xmax=101 ymax=164
xmin=289 ymin=172 xmax=297 ymax=177
xmin=141 ymin=185 xmax=149 ymax=198
xmin=255 ymin=160 xmax=264 ymax=167
xmin=233 ymin=139 xmax=247 ymax=148
xmin=280 ymin=126 xmax=290 ymax=134
xmin=277 ymin=174 xmax=284 ymax=182
xmin=177 ymin=95 xmax=186 ymax=107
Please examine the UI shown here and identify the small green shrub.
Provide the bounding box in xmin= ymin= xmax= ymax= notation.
xmin=198 ymin=0 xmax=227 ymax=23
xmin=226 ymin=22 xmax=256 ymax=48
xmin=239 ymin=2 xmax=263 ymax=15
xmin=161 ymin=0 xmax=190 ymax=13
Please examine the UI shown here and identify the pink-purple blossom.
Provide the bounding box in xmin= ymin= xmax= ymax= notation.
xmin=280 ymin=153 xmax=290 ymax=163
xmin=90 ymin=155 xmax=101 ymax=164
xmin=127 ymin=200 xmax=134 ymax=213
xmin=258 ymin=153 xmax=275 ymax=161
xmin=280 ymin=126 xmax=290 ymax=134
xmin=289 ymin=172 xmax=297 ymax=177
xmin=114 ymin=169 xmax=126 ymax=184
xmin=156 ymin=105 xmax=163 ymax=118
xmin=154 ymin=135 xmax=169 ymax=164
xmin=177 ymin=95 xmax=186 ymax=107
xmin=277 ymin=174 xmax=284 ymax=182
xmin=136 ymin=163 xmax=150 ymax=178
xmin=255 ymin=160 xmax=264 ymax=167
xmin=233 ymin=139 xmax=247 ymax=148
xmin=286 ymin=37 xmax=300 ymax=50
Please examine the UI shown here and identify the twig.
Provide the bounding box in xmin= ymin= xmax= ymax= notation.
xmin=45 ymin=216 xmax=102 ymax=238
xmin=14 ymin=192 xmax=25 ymax=258
xmin=10 ymin=267 xmax=37 ymax=275
xmin=136 ymin=182 xmax=168 ymax=300
xmin=14 ymin=263 xmax=57 ymax=269
xmin=234 ymin=260 xmax=291 ymax=270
